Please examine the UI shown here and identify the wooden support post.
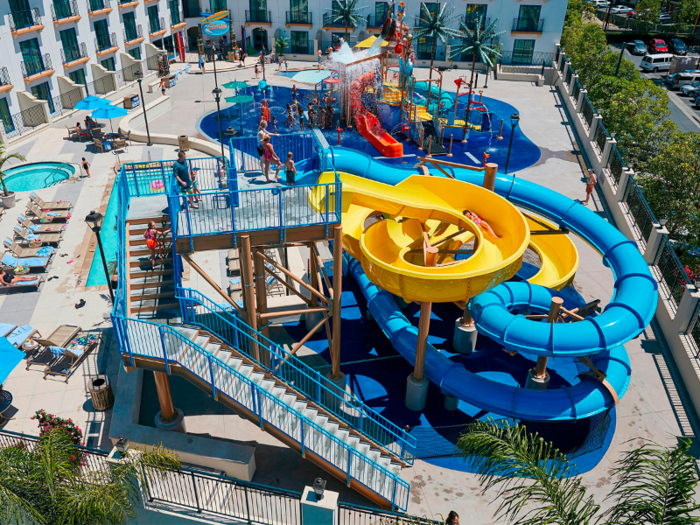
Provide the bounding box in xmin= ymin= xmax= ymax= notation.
xmin=254 ymin=250 xmax=269 ymax=339
xmin=331 ymin=226 xmax=343 ymax=379
xmin=534 ymin=297 xmax=563 ymax=378
xmin=497 ymin=119 xmax=504 ymax=140
xmin=447 ymin=135 xmax=453 ymax=157
xmin=440 ymin=125 xmax=445 ymax=146
xmin=426 ymin=136 xmax=432 ymax=158
xmin=153 ymin=371 xmax=175 ymax=421
xmin=414 ymin=244 xmax=438 ymax=381
xmin=483 ymin=163 xmax=498 ymax=192
xmin=418 ymin=128 xmax=424 ymax=151
xmin=240 ymin=235 xmax=259 ymax=362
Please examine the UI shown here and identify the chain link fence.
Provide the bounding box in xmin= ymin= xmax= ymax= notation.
xmin=1 ymin=104 xmax=48 ymax=140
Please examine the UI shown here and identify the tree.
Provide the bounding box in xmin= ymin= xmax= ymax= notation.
xmin=450 ymin=16 xmax=503 ymax=135
xmin=331 ymin=0 xmax=366 ymax=43
xmin=635 ymin=0 xmax=662 ymax=25
xmin=673 ymin=0 xmax=700 ymax=25
xmin=457 ymin=419 xmax=700 ymax=525
xmin=274 ymin=35 xmax=290 ymax=56
xmin=0 ymin=427 xmax=181 ymax=524
xmin=414 ymin=0 xmax=462 ymax=94
xmin=0 ymin=143 xmax=25 ymax=197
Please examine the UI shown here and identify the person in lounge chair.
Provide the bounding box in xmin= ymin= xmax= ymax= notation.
xmin=0 ymin=268 xmax=37 ymax=285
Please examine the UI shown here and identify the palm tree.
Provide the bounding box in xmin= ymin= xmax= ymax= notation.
xmin=457 ymin=419 xmax=700 ymax=525
xmin=274 ymin=35 xmax=290 ymax=56
xmin=412 ymin=1 xmax=461 ymax=106
xmin=0 ymin=143 xmax=26 ymax=197
xmin=450 ymin=17 xmax=503 ymax=137
xmin=331 ymin=0 xmax=367 ymax=43
xmin=0 ymin=427 xmax=181 ymax=524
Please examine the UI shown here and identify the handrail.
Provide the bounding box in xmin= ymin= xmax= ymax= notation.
xmin=43 ymin=166 xmax=65 ymax=187
xmin=177 ymin=286 xmax=416 ymax=463
xmin=111 ymin=314 xmax=410 ymax=510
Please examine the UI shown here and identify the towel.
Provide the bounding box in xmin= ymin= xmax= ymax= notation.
xmin=2 ymin=253 xmax=48 ymax=268
xmin=37 ymin=247 xmax=54 ymax=257
xmin=27 ymin=224 xmax=39 ymax=233
xmin=49 ymin=345 xmax=66 ymax=358
xmin=7 ymin=325 xmax=34 ymax=346
xmin=0 ymin=323 xmax=15 ymax=336
xmin=47 ymin=212 xmax=59 ymax=217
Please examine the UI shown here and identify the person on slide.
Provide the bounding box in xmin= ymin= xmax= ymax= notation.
xmin=463 ymin=210 xmax=499 ymax=239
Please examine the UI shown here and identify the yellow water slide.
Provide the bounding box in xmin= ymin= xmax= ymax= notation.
xmin=312 ymin=172 xmax=578 ymax=302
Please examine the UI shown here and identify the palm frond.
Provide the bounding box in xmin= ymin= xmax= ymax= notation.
xmin=457 ymin=419 xmax=601 ymax=525
xmin=449 ymin=16 xmax=505 ymax=66
xmin=331 ymin=0 xmax=367 ymax=27
xmin=604 ymin=439 xmax=700 ymax=525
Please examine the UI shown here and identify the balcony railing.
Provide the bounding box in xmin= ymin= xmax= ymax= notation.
xmin=286 ymin=11 xmax=311 ymax=24
xmin=88 ymin=0 xmax=111 ymax=13
xmin=0 ymin=67 xmax=12 ymax=87
xmin=8 ymin=8 xmax=42 ymax=31
xmin=170 ymin=6 xmax=183 ymax=25
xmin=149 ymin=16 xmax=165 ymax=34
xmin=512 ymin=17 xmax=544 ymax=32
xmin=95 ymin=32 xmax=117 ymax=52
xmin=20 ymin=53 xmax=52 ymax=78
xmin=61 ymin=42 xmax=88 ymax=64
xmin=323 ymin=12 xmax=356 ymax=27
xmin=124 ymin=24 xmax=143 ymax=42
xmin=366 ymin=14 xmax=388 ymax=28
xmin=288 ymin=41 xmax=314 ymax=54
xmin=459 ymin=15 xmax=490 ymax=31
xmin=51 ymin=0 xmax=80 ymax=20
xmin=246 ymin=10 xmax=271 ymax=23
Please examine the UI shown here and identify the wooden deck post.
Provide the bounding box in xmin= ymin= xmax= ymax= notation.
xmin=254 ymin=249 xmax=270 ymax=340
xmin=331 ymin=226 xmax=343 ymax=379
xmin=154 ymin=371 xmax=175 ymax=421
xmin=483 ymin=163 xmax=498 ymax=192
xmin=526 ymin=297 xmax=563 ymax=389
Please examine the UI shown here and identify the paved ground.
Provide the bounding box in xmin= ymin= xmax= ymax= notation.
xmin=0 ymin=61 xmax=697 ymax=523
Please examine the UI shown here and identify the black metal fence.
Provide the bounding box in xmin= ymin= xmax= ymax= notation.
xmin=690 ymin=302 xmax=700 ymax=356
xmin=247 ymin=10 xmax=272 ymax=23
xmin=286 ymin=11 xmax=312 ymax=24
xmin=623 ymin=177 xmax=655 ymax=244
xmin=655 ymin=236 xmax=691 ymax=309
xmin=0 ymin=67 xmax=11 ymax=88
xmin=500 ymin=51 xmax=554 ymax=66
xmin=512 ymin=17 xmax=543 ymax=32
xmin=95 ymin=32 xmax=117 ymax=53
xmin=1 ymin=104 xmax=48 ymax=140
xmin=594 ymin=119 xmax=609 ymax=155
xmin=50 ymin=86 xmax=85 ymax=117
xmin=83 ymin=74 xmax=117 ymax=96
xmin=338 ymin=503 xmax=442 ymax=525
xmin=20 ymin=53 xmax=52 ymax=78
xmin=87 ymin=0 xmax=110 ymax=14
xmin=572 ymin=77 xmax=582 ymax=102
xmin=580 ymin=94 xmax=595 ymax=129
xmin=564 ymin=63 xmax=573 ymax=86
xmin=61 ymin=42 xmax=88 ymax=65
xmin=8 ymin=8 xmax=41 ymax=31
xmin=51 ymin=0 xmax=79 ymax=21
xmin=608 ymin=145 xmax=625 ymax=185
xmin=124 ymin=24 xmax=143 ymax=43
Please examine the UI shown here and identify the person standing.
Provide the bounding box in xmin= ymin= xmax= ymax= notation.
xmin=583 ymin=169 xmax=597 ymax=206
xmin=173 ymin=151 xmax=196 ymax=209
xmin=445 ymin=511 xmax=459 ymax=525
xmin=198 ymin=52 xmax=206 ymax=72
xmin=257 ymin=120 xmax=271 ymax=169
xmin=81 ymin=158 xmax=91 ymax=178
xmin=261 ymin=136 xmax=281 ymax=183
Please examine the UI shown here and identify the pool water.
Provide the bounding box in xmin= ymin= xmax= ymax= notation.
xmin=3 ymin=162 xmax=75 ymax=192
xmin=198 ymin=85 xmax=541 ymax=174
xmin=85 ymin=173 xmax=119 ymax=287
xmin=276 ymin=70 xmax=331 ymax=84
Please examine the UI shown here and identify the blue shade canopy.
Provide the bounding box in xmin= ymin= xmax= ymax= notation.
xmin=0 ymin=337 xmax=25 ymax=384
xmin=222 ymin=81 xmax=248 ymax=90
xmin=74 ymin=96 xmax=110 ymax=111
xmin=91 ymin=105 xmax=128 ymax=120
xmin=224 ymin=95 xmax=254 ymax=104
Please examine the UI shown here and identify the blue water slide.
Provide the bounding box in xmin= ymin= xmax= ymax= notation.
xmin=329 ymin=147 xmax=658 ymax=421
xmin=413 ymin=81 xmax=454 ymax=111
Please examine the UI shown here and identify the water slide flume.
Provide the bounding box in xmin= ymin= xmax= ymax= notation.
xmin=311 ymin=147 xmax=657 ymax=421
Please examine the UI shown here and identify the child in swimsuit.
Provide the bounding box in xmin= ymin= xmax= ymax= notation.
xmin=190 ymin=169 xmax=202 ymax=203
xmin=285 ymin=103 xmax=296 ymax=127
xmin=298 ymin=104 xmax=305 ymax=131
xmin=463 ymin=210 xmax=499 ymax=239
xmin=284 ymin=152 xmax=297 ymax=187
xmin=272 ymin=116 xmax=278 ymax=132
xmin=144 ymin=221 xmax=172 ymax=269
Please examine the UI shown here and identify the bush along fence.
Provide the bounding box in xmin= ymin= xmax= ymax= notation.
xmin=553 ymin=43 xmax=700 ymax=421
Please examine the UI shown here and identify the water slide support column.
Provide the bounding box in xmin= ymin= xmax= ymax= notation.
xmin=153 ymin=371 xmax=186 ymax=432
xmin=254 ymin=249 xmax=270 ymax=341
xmin=328 ymin=225 xmax=346 ymax=390
xmin=525 ymin=297 xmax=563 ymax=389
xmin=406 ymin=244 xmax=438 ymax=411
xmin=241 ymin=235 xmax=260 ymax=362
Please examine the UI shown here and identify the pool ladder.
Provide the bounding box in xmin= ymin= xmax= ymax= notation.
xmin=43 ymin=166 xmax=66 ymax=187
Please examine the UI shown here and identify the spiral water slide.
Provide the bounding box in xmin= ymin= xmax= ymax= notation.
xmin=312 ymin=147 xmax=657 ymax=421
xmin=351 ymin=71 xmax=404 ymax=158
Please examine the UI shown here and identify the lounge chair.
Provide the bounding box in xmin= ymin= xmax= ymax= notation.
xmin=6 ymin=324 xmax=41 ymax=346
xmin=94 ymin=138 xmax=106 ymax=153
xmin=13 ymin=226 xmax=63 ymax=246
xmin=65 ymin=125 xmax=78 ymax=140
xmin=26 ymin=325 xmax=81 ymax=371
xmin=29 ymin=193 xmax=72 ymax=211
xmin=17 ymin=215 xmax=65 ymax=234
xmin=26 ymin=203 xmax=70 ymax=222
xmin=0 ymin=276 xmax=43 ymax=294
xmin=0 ymin=323 xmax=16 ymax=337
xmin=2 ymin=252 xmax=52 ymax=272
xmin=3 ymin=239 xmax=54 ymax=258
xmin=42 ymin=331 xmax=100 ymax=383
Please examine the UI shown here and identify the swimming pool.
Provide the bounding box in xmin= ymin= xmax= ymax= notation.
xmin=3 ymin=162 xmax=75 ymax=192
xmin=85 ymin=173 xmax=119 ymax=287
xmin=277 ymin=70 xmax=331 ymax=84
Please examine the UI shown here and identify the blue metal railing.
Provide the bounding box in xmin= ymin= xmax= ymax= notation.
xmin=178 ymin=287 xmax=416 ymax=463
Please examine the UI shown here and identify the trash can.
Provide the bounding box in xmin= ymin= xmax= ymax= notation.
xmin=178 ymin=135 xmax=190 ymax=152
xmin=88 ymin=375 xmax=114 ymax=411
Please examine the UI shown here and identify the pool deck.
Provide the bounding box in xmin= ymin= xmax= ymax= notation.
xmin=0 ymin=61 xmax=697 ymax=523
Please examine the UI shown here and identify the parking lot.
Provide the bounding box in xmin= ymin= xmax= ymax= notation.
xmin=609 ymin=43 xmax=700 ymax=133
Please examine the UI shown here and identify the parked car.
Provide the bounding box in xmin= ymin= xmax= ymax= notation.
xmin=658 ymin=13 xmax=672 ymax=23
xmin=667 ymin=71 xmax=700 ymax=89
xmin=627 ymin=40 xmax=648 ymax=55
xmin=669 ymin=38 xmax=688 ymax=56
xmin=649 ymin=39 xmax=668 ymax=53
xmin=640 ymin=53 xmax=673 ymax=72
xmin=594 ymin=1 xmax=611 ymax=7
xmin=680 ymin=81 xmax=700 ymax=97
xmin=627 ymin=9 xmax=636 ymax=18
xmin=694 ymin=94 xmax=700 ymax=108
xmin=611 ymin=6 xmax=633 ymax=14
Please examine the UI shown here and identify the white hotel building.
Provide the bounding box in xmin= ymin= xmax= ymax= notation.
xmin=0 ymin=0 xmax=566 ymax=140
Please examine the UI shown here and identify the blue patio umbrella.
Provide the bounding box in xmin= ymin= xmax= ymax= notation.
xmin=0 ymin=337 xmax=25 ymax=384
xmin=91 ymin=105 xmax=129 ymax=161
xmin=74 ymin=96 xmax=110 ymax=111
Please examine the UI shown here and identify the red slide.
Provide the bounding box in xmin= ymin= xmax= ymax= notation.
xmin=351 ymin=71 xmax=403 ymax=158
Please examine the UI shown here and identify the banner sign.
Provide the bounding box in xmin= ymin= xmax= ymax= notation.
xmin=203 ymin=18 xmax=230 ymax=36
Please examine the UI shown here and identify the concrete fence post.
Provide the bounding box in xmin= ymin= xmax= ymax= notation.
xmin=590 ymin=114 xmax=602 ymax=141
xmin=643 ymin=224 xmax=668 ymax=264
xmin=557 ymin=52 xmax=566 ymax=72
xmin=617 ymin=168 xmax=631 ymax=201
xmin=568 ymin=74 xmax=578 ymax=96
xmin=554 ymin=44 xmax=561 ymax=67
xmin=602 ymin=137 xmax=616 ymax=168
xmin=673 ymin=285 xmax=700 ymax=334
xmin=300 ymin=486 xmax=338 ymax=525
xmin=576 ymin=89 xmax=587 ymax=112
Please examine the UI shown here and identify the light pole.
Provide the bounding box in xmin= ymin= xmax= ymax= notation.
xmin=85 ymin=211 xmax=115 ymax=304
xmin=212 ymin=87 xmax=225 ymax=160
xmin=261 ymin=46 xmax=267 ymax=81
xmin=133 ymin=69 xmax=152 ymax=146
xmin=615 ymin=43 xmax=627 ymax=76
xmin=212 ymin=43 xmax=221 ymax=94
xmin=504 ymin=112 xmax=520 ymax=175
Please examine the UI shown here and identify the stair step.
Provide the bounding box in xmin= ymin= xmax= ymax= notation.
xmin=173 ymin=326 xmax=200 ymax=341
xmin=326 ymin=421 xmax=339 ymax=436
xmin=229 ymin=357 xmax=243 ymax=371
xmin=127 ymin=217 xmax=170 ymax=227
xmin=131 ymin=236 xmax=173 ymax=246
xmin=294 ymin=400 xmax=308 ymax=413
xmin=129 ymin=278 xmax=175 ymax=290
xmin=271 ymin=386 xmax=286 ymax=399
xmin=336 ymin=429 xmax=349 ymax=442
xmin=194 ymin=335 xmax=210 ymax=349
xmin=251 ymin=372 xmax=266 ymax=386
xmin=129 ymin=290 xmax=175 ymax=302
xmin=282 ymin=393 xmax=297 ymax=406
xmin=130 ymin=301 xmax=179 ymax=313
xmin=238 ymin=364 xmax=254 ymax=378
xmin=130 ymin=269 xmax=173 ymax=279
xmin=260 ymin=379 xmax=275 ymax=391
xmin=130 ymin=257 xmax=173 ymax=268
